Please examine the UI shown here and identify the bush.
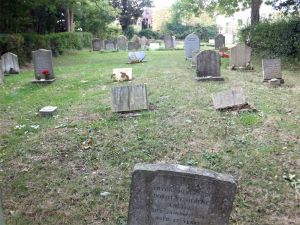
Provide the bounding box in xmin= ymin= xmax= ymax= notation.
xmin=0 ymin=32 xmax=93 ymax=64
xmin=239 ymin=17 xmax=300 ymax=59
xmin=138 ymin=29 xmax=159 ymax=39
xmin=123 ymin=26 xmax=135 ymax=39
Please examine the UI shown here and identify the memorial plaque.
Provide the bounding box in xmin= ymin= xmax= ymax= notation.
xmin=32 ymin=49 xmax=55 ymax=82
xmin=92 ymin=38 xmax=103 ymax=51
xmin=128 ymin=163 xmax=237 ymax=225
xmin=117 ymin=35 xmax=128 ymax=50
xmin=184 ymin=33 xmax=200 ymax=59
xmin=230 ymin=43 xmax=252 ymax=68
xmin=215 ymin=34 xmax=225 ymax=50
xmin=105 ymin=39 xmax=116 ymax=50
xmin=1 ymin=52 xmax=20 ymax=74
xmin=262 ymin=59 xmax=283 ymax=83
xmin=212 ymin=88 xmax=247 ymax=110
xmin=111 ymin=84 xmax=148 ymax=112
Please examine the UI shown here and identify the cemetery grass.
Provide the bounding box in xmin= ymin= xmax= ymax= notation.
xmin=0 ymin=49 xmax=299 ymax=225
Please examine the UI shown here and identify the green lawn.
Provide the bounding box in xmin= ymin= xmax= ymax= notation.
xmin=0 ymin=49 xmax=299 ymax=225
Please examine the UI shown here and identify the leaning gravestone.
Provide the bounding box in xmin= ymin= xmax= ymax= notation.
xmin=230 ymin=43 xmax=252 ymax=70
xmin=117 ymin=35 xmax=128 ymax=50
xmin=1 ymin=52 xmax=20 ymax=74
xmin=0 ymin=60 xmax=4 ymax=85
xmin=105 ymin=39 xmax=116 ymax=51
xmin=128 ymin=163 xmax=237 ymax=225
xmin=92 ymin=38 xmax=103 ymax=51
xmin=164 ymin=34 xmax=175 ymax=49
xmin=212 ymin=88 xmax=248 ymax=110
xmin=215 ymin=34 xmax=225 ymax=50
xmin=112 ymin=84 xmax=148 ymax=112
xmin=184 ymin=33 xmax=200 ymax=59
xmin=128 ymin=51 xmax=146 ymax=64
xmin=196 ymin=50 xmax=224 ymax=81
xmin=262 ymin=58 xmax=284 ymax=83
xmin=32 ymin=49 xmax=55 ymax=83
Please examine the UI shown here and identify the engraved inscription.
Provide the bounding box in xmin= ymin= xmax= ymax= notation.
xmin=263 ymin=59 xmax=282 ymax=79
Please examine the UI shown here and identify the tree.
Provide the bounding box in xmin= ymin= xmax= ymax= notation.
xmin=109 ymin=0 xmax=153 ymax=31
xmin=268 ymin=0 xmax=300 ymax=14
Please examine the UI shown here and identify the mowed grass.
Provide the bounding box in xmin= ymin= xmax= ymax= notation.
xmin=0 ymin=49 xmax=299 ymax=225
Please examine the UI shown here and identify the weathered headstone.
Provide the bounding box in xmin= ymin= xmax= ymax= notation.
xmin=105 ymin=39 xmax=116 ymax=51
xmin=230 ymin=43 xmax=252 ymax=69
xmin=117 ymin=35 xmax=128 ymax=50
xmin=164 ymin=34 xmax=175 ymax=49
xmin=32 ymin=49 xmax=55 ymax=83
xmin=212 ymin=88 xmax=247 ymax=110
xmin=262 ymin=58 xmax=284 ymax=83
xmin=0 ymin=60 xmax=4 ymax=85
xmin=140 ymin=36 xmax=149 ymax=49
xmin=215 ymin=34 xmax=225 ymax=50
xmin=128 ymin=42 xmax=140 ymax=51
xmin=128 ymin=163 xmax=237 ymax=225
xmin=128 ymin=52 xmax=146 ymax=64
xmin=112 ymin=68 xmax=133 ymax=82
xmin=39 ymin=106 xmax=58 ymax=117
xmin=196 ymin=50 xmax=224 ymax=81
xmin=111 ymin=84 xmax=148 ymax=112
xmin=92 ymin=38 xmax=103 ymax=51
xmin=191 ymin=51 xmax=200 ymax=67
xmin=1 ymin=52 xmax=20 ymax=74
xmin=184 ymin=33 xmax=200 ymax=59
xmin=149 ymin=43 xmax=160 ymax=50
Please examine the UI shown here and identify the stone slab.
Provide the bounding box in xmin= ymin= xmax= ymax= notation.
xmin=112 ymin=84 xmax=148 ymax=112
xmin=212 ymin=88 xmax=247 ymax=110
xmin=149 ymin=43 xmax=160 ymax=50
xmin=92 ymin=38 xmax=103 ymax=51
xmin=268 ymin=78 xmax=281 ymax=87
xmin=39 ymin=106 xmax=58 ymax=117
xmin=195 ymin=77 xmax=224 ymax=82
xmin=128 ymin=52 xmax=146 ymax=64
xmin=1 ymin=52 xmax=20 ymax=74
xmin=128 ymin=163 xmax=237 ymax=225
xmin=262 ymin=58 xmax=283 ymax=82
xmin=184 ymin=33 xmax=200 ymax=59
xmin=112 ymin=68 xmax=133 ymax=81
xmin=32 ymin=78 xmax=56 ymax=84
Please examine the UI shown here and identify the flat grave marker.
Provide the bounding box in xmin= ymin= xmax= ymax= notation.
xmin=1 ymin=52 xmax=20 ymax=74
xmin=212 ymin=88 xmax=248 ymax=110
xmin=32 ymin=49 xmax=55 ymax=83
xmin=39 ymin=106 xmax=58 ymax=117
xmin=128 ymin=163 xmax=237 ymax=225
xmin=112 ymin=68 xmax=133 ymax=82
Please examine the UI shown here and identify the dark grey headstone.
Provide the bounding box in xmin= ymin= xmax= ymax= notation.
xmin=1 ymin=52 xmax=20 ymax=74
xmin=128 ymin=41 xmax=141 ymax=51
xmin=262 ymin=59 xmax=284 ymax=83
xmin=105 ymin=39 xmax=116 ymax=51
xmin=92 ymin=38 xmax=103 ymax=51
xmin=215 ymin=34 xmax=225 ymax=50
xmin=128 ymin=163 xmax=237 ymax=225
xmin=230 ymin=43 xmax=252 ymax=68
xmin=212 ymin=88 xmax=247 ymax=110
xmin=196 ymin=50 xmax=224 ymax=81
xmin=184 ymin=33 xmax=200 ymax=59
xmin=0 ymin=60 xmax=4 ymax=85
xmin=112 ymin=84 xmax=148 ymax=112
xmin=164 ymin=34 xmax=175 ymax=49
xmin=32 ymin=49 xmax=55 ymax=82
xmin=117 ymin=35 xmax=128 ymax=50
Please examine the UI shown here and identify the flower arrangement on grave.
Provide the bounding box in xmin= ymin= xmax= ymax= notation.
xmin=37 ymin=69 xmax=50 ymax=80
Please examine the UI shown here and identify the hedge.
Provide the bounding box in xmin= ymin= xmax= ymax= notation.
xmin=239 ymin=17 xmax=300 ymax=59
xmin=0 ymin=32 xmax=93 ymax=65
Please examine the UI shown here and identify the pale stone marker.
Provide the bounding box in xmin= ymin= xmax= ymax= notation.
xmin=92 ymin=38 xmax=103 ymax=51
xmin=1 ymin=52 xmax=20 ymax=74
xmin=191 ymin=51 xmax=200 ymax=67
xmin=128 ymin=163 xmax=237 ymax=225
xmin=212 ymin=88 xmax=247 ymax=110
xmin=128 ymin=52 xmax=146 ymax=64
xmin=262 ymin=59 xmax=284 ymax=83
xmin=0 ymin=60 xmax=4 ymax=85
xmin=230 ymin=43 xmax=252 ymax=69
xmin=196 ymin=50 xmax=224 ymax=81
xmin=184 ymin=33 xmax=200 ymax=59
xmin=149 ymin=43 xmax=160 ymax=50
xmin=164 ymin=34 xmax=175 ymax=49
xmin=117 ymin=35 xmax=128 ymax=50
xmin=140 ymin=36 xmax=149 ymax=49
xmin=105 ymin=39 xmax=116 ymax=51
xmin=32 ymin=49 xmax=55 ymax=83
xmin=215 ymin=34 xmax=225 ymax=50
xmin=39 ymin=106 xmax=58 ymax=117
xmin=112 ymin=68 xmax=133 ymax=82
xmin=112 ymin=84 xmax=148 ymax=112
xmin=268 ymin=78 xmax=281 ymax=87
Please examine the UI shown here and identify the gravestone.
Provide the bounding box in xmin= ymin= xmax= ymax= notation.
xmin=1 ymin=52 xmax=20 ymax=74
xmin=128 ymin=163 xmax=237 ymax=225
xmin=140 ymin=36 xmax=149 ymax=49
xmin=215 ymin=34 xmax=225 ymax=50
xmin=105 ymin=39 xmax=116 ymax=51
xmin=32 ymin=49 xmax=55 ymax=83
xmin=164 ymin=34 xmax=175 ymax=49
xmin=230 ymin=43 xmax=252 ymax=69
xmin=112 ymin=68 xmax=133 ymax=82
xmin=149 ymin=43 xmax=160 ymax=50
xmin=262 ymin=59 xmax=284 ymax=83
xmin=0 ymin=60 xmax=4 ymax=85
xmin=128 ymin=52 xmax=146 ymax=64
xmin=268 ymin=78 xmax=281 ymax=88
xmin=111 ymin=84 xmax=148 ymax=112
xmin=184 ymin=33 xmax=200 ymax=59
xmin=117 ymin=35 xmax=128 ymax=50
xmin=191 ymin=51 xmax=200 ymax=67
xmin=92 ymin=38 xmax=103 ymax=51
xmin=196 ymin=50 xmax=224 ymax=81
xmin=39 ymin=106 xmax=58 ymax=117
xmin=212 ymin=88 xmax=247 ymax=110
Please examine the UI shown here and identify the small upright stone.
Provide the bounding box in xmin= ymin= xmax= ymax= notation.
xmin=262 ymin=58 xmax=284 ymax=83
xmin=111 ymin=84 xmax=148 ymax=112
xmin=39 ymin=106 xmax=58 ymax=117
xmin=117 ymin=35 xmax=128 ymax=50
xmin=230 ymin=43 xmax=253 ymax=70
xmin=128 ymin=163 xmax=237 ymax=225
xmin=164 ymin=34 xmax=175 ymax=49
xmin=32 ymin=49 xmax=55 ymax=83
xmin=184 ymin=33 xmax=200 ymax=59
xmin=196 ymin=50 xmax=224 ymax=81
xmin=212 ymin=88 xmax=247 ymax=110
xmin=140 ymin=36 xmax=149 ymax=49
xmin=215 ymin=34 xmax=225 ymax=50
xmin=105 ymin=39 xmax=117 ymax=51
xmin=1 ymin=52 xmax=20 ymax=74
xmin=191 ymin=51 xmax=200 ymax=67
xmin=149 ymin=43 xmax=160 ymax=50
xmin=92 ymin=38 xmax=103 ymax=51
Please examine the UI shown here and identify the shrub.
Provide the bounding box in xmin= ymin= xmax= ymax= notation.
xmin=239 ymin=17 xmax=300 ymax=59
xmin=138 ymin=29 xmax=159 ymax=39
xmin=123 ymin=26 xmax=135 ymax=39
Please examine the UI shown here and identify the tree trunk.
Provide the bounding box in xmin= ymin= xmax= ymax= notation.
xmin=251 ymin=0 xmax=263 ymax=25
xmin=66 ymin=7 xmax=73 ymax=32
